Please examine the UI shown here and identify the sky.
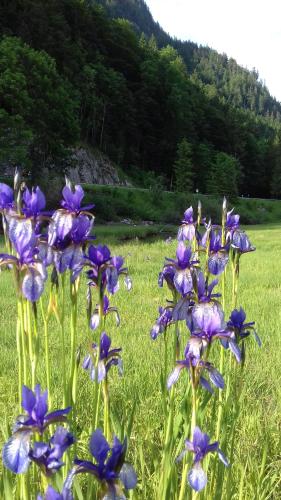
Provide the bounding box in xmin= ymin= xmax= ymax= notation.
xmin=145 ymin=0 xmax=281 ymax=102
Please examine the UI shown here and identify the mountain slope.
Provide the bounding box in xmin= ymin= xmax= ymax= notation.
xmin=0 ymin=0 xmax=281 ymax=198
xmin=95 ymin=0 xmax=281 ymax=120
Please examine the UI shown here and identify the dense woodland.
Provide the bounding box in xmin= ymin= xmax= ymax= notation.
xmin=0 ymin=0 xmax=281 ymax=197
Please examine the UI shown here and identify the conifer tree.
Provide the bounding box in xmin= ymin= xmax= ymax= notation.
xmin=173 ymin=138 xmax=194 ymax=192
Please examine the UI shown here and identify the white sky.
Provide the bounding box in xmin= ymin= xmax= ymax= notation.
xmin=145 ymin=0 xmax=281 ymax=102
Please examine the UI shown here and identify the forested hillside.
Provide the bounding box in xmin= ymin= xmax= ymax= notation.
xmin=0 ymin=0 xmax=281 ymax=198
xmin=95 ymin=0 xmax=281 ymax=120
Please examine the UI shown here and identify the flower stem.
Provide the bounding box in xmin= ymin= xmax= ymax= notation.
xmin=40 ymin=298 xmax=51 ymax=407
xmin=232 ymin=254 xmax=239 ymax=309
xmin=16 ymin=315 xmax=23 ymax=412
xmin=18 ymin=298 xmax=27 ymax=385
xmin=69 ymin=278 xmax=80 ymax=407
xmin=103 ymin=377 xmax=111 ymax=442
xmin=60 ymin=273 xmax=67 ymax=407
xmin=178 ymin=383 xmax=197 ymax=500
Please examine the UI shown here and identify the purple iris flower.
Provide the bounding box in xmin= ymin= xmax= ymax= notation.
xmin=90 ymin=295 xmax=120 ymax=330
xmin=158 ymin=265 xmax=176 ymax=292
xmin=65 ymin=429 xmax=137 ymax=497
xmin=88 ymin=244 xmax=111 ymax=267
xmin=29 ymin=426 xmax=74 ymax=476
xmin=0 ymin=218 xmax=47 ymax=302
xmin=83 ymin=332 xmax=122 ymax=382
xmin=0 ymin=182 xmax=14 ymax=210
xmin=167 ymin=337 xmax=224 ymax=393
xmin=22 ymin=186 xmax=46 ymax=218
xmin=37 ymin=485 xmax=73 ymax=500
xmin=232 ymin=230 xmax=255 ymax=254
xmin=150 ymin=306 xmax=173 ymax=340
xmin=70 ymin=214 xmax=94 ymax=245
xmin=165 ymin=242 xmax=198 ymax=296
xmin=48 ymin=182 xmax=94 ymax=247
xmin=17 ymin=385 xmax=71 ymax=434
xmin=2 ymin=385 xmax=71 ymax=474
xmin=177 ymin=427 xmax=229 ymax=492
xmin=54 ymin=244 xmax=83 ymax=275
xmin=178 ymin=207 xmax=196 ymax=242
xmin=208 ymin=231 xmax=229 ymax=276
xmin=85 ymin=245 xmax=131 ymax=295
xmin=226 ymin=209 xmax=240 ymax=233
xmin=191 ymin=303 xmax=241 ymax=361
xmin=227 ymin=307 xmax=261 ymax=346
xmin=47 ymin=214 xmax=94 ymax=276
xmin=196 ymin=271 xmax=221 ymax=303
xmin=61 ymin=184 xmax=94 ymax=213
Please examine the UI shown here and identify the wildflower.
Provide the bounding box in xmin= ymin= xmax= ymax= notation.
xmin=178 ymin=427 xmax=229 ymax=492
xmin=83 ymin=332 xmax=122 ymax=382
xmin=226 ymin=209 xmax=240 ymax=235
xmin=90 ymin=296 xmax=120 ymax=330
xmin=61 ymin=184 xmax=94 ymax=213
xmin=2 ymin=385 xmax=71 ymax=474
xmin=196 ymin=271 xmax=221 ymax=303
xmin=150 ymin=306 xmax=173 ymax=340
xmin=167 ymin=338 xmax=224 ymax=393
xmin=208 ymin=230 xmax=229 ymax=276
xmin=232 ymin=230 xmax=255 ymax=254
xmin=48 ymin=183 xmax=94 ymax=246
xmin=22 ymin=186 xmax=46 ymax=218
xmin=0 ymin=182 xmax=14 ymax=211
xmin=177 ymin=207 xmax=196 ymax=242
xmin=65 ymin=429 xmax=137 ymax=498
xmin=227 ymin=307 xmax=261 ymax=346
xmin=85 ymin=245 xmax=131 ymax=295
xmin=37 ymin=485 xmax=73 ymax=500
xmin=164 ymin=242 xmax=198 ymax=296
xmin=158 ymin=265 xmax=176 ymax=292
xmin=191 ymin=304 xmax=241 ymax=361
xmin=29 ymin=427 xmax=74 ymax=476
xmin=16 ymin=385 xmax=71 ymax=434
xmin=0 ymin=218 xmax=47 ymax=301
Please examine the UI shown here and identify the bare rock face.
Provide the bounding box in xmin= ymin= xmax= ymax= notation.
xmin=66 ymin=147 xmax=126 ymax=186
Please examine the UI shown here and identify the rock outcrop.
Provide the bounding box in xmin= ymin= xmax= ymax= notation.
xmin=66 ymin=147 xmax=128 ymax=186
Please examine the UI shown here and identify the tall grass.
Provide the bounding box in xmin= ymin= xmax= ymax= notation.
xmin=0 ymin=225 xmax=280 ymax=498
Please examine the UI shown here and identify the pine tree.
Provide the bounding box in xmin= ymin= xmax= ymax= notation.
xmin=173 ymin=138 xmax=194 ymax=192
xmin=207 ymin=152 xmax=240 ymax=197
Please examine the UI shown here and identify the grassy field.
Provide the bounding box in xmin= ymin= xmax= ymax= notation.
xmin=0 ymin=224 xmax=280 ymax=498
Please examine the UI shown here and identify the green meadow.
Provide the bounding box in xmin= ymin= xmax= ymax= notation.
xmin=0 ymin=224 xmax=280 ymax=499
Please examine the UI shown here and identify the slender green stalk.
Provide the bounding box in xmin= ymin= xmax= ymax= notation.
xmin=158 ymin=318 xmax=180 ymax=499
xmin=16 ymin=316 xmax=23 ymax=412
xmin=103 ymin=377 xmax=111 ymax=441
xmin=60 ymin=274 xmax=67 ymax=407
xmin=18 ymin=299 xmax=27 ymax=385
xmin=178 ymin=383 xmax=197 ymax=500
xmin=69 ymin=277 xmax=80 ymax=406
xmin=40 ymin=298 xmax=51 ymax=407
xmin=232 ymin=253 xmax=239 ymax=309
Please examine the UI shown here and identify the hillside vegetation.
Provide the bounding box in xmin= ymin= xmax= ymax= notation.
xmin=0 ymin=0 xmax=281 ymax=198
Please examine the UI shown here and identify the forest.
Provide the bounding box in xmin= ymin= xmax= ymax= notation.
xmin=0 ymin=0 xmax=281 ymax=198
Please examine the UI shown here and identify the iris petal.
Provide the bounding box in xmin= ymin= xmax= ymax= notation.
xmin=167 ymin=366 xmax=183 ymax=389
xmin=218 ymin=448 xmax=230 ymax=467
xmin=174 ymin=269 xmax=193 ymax=296
xmin=2 ymin=431 xmax=31 ymax=473
xmin=119 ymin=463 xmax=137 ymax=489
xmin=89 ymin=429 xmax=110 ymax=463
xmin=209 ymin=368 xmax=225 ymax=389
xmin=22 ymin=270 xmax=44 ymax=302
xmin=187 ymin=464 xmax=207 ymax=492
xmin=208 ymin=251 xmax=229 ymax=276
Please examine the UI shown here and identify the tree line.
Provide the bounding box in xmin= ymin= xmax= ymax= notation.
xmin=0 ymin=0 xmax=280 ymax=198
